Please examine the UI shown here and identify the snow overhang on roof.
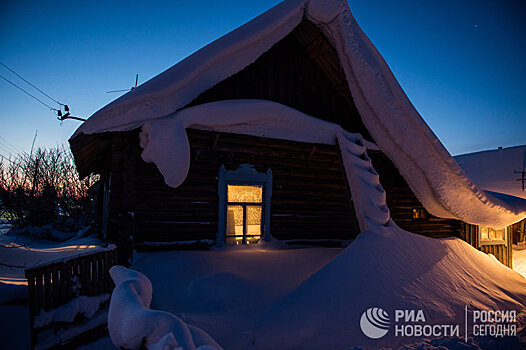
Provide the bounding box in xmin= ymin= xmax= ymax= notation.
xmin=71 ymin=0 xmax=526 ymax=228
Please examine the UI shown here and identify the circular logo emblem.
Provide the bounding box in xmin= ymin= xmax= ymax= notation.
xmin=360 ymin=307 xmax=390 ymax=339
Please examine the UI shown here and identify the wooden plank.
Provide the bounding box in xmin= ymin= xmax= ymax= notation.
xmin=52 ymin=266 xmax=59 ymax=309
xmin=35 ymin=273 xmax=43 ymax=316
xmin=43 ymin=267 xmax=52 ymax=311
xmin=97 ymin=253 xmax=104 ymax=295
xmin=105 ymin=251 xmax=112 ymax=292
xmin=26 ymin=270 xmax=38 ymax=350
xmin=25 ymin=270 xmax=37 ymax=328
xmin=59 ymin=264 xmax=68 ymax=308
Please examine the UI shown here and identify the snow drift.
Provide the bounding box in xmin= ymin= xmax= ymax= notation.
xmin=130 ymin=226 xmax=526 ymax=349
xmin=108 ymin=266 xmax=222 ymax=350
xmin=251 ymin=226 xmax=526 ymax=349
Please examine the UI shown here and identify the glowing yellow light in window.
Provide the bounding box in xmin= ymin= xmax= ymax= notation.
xmin=246 ymin=206 xmax=261 ymax=236
xmin=412 ymin=208 xmax=427 ymax=219
xmin=479 ymin=226 xmax=505 ymax=241
xmin=226 ymin=205 xmax=244 ymax=235
xmin=227 ymin=185 xmax=262 ymax=203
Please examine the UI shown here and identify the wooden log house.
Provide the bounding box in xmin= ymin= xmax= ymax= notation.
xmin=70 ymin=1 xmax=525 ymax=268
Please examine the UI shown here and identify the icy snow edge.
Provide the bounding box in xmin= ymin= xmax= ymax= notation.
xmin=72 ymin=0 xmax=526 ymax=228
xmin=108 ymin=265 xmax=222 ymax=350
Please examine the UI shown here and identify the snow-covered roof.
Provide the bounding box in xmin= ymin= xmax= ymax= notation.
xmin=72 ymin=0 xmax=526 ymax=228
xmin=455 ymin=145 xmax=526 ymax=200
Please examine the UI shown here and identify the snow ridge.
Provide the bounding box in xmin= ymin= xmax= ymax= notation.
xmin=108 ymin=266 xmax=222 ymax=350
xmin=337 ymin=132 xmax=390 ymax=233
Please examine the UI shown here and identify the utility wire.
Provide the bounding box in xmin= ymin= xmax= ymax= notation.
xmin=0 ymin=135 xmax=22 ymax=154
xmin=0 ymin=135 xmax=25 ymax=155
xmin=0 ymin=154 xmax=15 ymax=165
xmin=0 ymin=147 xmax=13 ymax=160
xmin=0 ymin=140 xmax=15 ymax=155
xmin=0 ymin=139 xmax=18 ymax=155
xmin=0 ymin=62 xmax=65 ymax=106
xmin=0 ymin=138 xmax=26 ymax=158
xmin=0 ymin=73 xmax=59 ymax=112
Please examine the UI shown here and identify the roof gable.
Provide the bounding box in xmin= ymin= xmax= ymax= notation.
xmin=187 ymin=18 xmax=372 ymax=140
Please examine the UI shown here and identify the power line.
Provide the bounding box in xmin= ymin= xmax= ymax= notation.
xmin=0 ymin=135 xmax=22 ymax=153
xmin=0 ymin=62 xmax=65 ymax=106
xmin=0 ymin=63 xmax=85 ymax=123
xmin=0 ymin=139 xmax=17 ymax=155
xmin=0 ymin=136 xmax=26 ymax=156
xmin=0 ymin=154 xmax=15 ymax=165
xmin=0 ymin=140 xmax=15 ymax=156
xmin=0 ymin=73 xmax=59 ymax=112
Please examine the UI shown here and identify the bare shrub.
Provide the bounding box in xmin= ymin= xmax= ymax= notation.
xmin=0 ymin=145 xmax=98 ymax=233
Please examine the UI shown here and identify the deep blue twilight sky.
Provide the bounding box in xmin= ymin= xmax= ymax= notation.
xmin=0 ymin=0 xmax=524 ymax=158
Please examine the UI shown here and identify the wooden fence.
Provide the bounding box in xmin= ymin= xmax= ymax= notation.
xmin=25 ymin=246 xmax=118 ymax=349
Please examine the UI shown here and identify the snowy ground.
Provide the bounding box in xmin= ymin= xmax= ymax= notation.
xmin=125 ymin=229 xmax=526 ymax=350
xmin=0 ymin=232 xmax=103 ymax=287
xmin=0 ymin=232 xmax=104 ymax=349
xmin=2 ymin=230 xmax=526 ymax=349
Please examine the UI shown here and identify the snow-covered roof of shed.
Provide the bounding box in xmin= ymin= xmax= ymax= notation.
xmin=72 ymin=0 xmax=526 ymax=228
xmin=455 ymin=145 xmax=526 ymax=200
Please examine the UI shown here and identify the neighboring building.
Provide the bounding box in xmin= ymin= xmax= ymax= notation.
xmin=70 ymin=0 xmax=526 ymax=267
xmin=455 ymin=145 xmax=526 ymax=246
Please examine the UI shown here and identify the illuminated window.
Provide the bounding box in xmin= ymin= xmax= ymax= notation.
xmin=478 ymin=226 xmax=506 ymax=245
xmin=412 ymin=208 xmax=427 ymax=219
xmin=217 ymin=164 xmax=272 ymax=247
xmin=225 ymin=185 xmax=263 ymax=245
xmin=227 ymin=185 xmax=262 ymax=203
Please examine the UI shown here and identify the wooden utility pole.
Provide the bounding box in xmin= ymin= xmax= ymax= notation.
xmin=515 ymin=170 xmax=526 ymax=191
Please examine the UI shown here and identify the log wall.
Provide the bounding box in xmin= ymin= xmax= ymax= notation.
xmin=108 ymin=129 xmax=360 ymax=246
xmin=509 ymin=219 xmax=526 ymax=244
xmin=368 ymin=150 xmax=462 ymax=238
xmin=461 ymin=223 xmax=513 ymax=268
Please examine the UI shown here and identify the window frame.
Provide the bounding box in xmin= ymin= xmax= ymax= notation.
xmin=412 ymin=208 xmax=427 ymax=220
xmin=478 ymin=225 xmax=507 ymax=246
xmin=217 ymin=164 xmax=272 ymax=247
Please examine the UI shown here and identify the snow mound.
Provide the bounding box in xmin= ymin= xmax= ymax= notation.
xmin=250 ymin=226 xmax=526 ymax=349
xmin=108 ymin=266 xmax=222 ymax=350
xmin=129 ymin=227 xmax=526 ymax=349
